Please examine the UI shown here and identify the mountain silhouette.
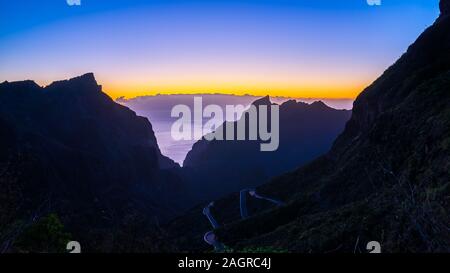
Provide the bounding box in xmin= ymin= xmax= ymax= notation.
xmin=168 ymin=0 xmax=450 ymax=252
xmin=182 ymin=96 xmax=351 ymax=201
xmin=0 ymin=73 xmax=187 ymax=252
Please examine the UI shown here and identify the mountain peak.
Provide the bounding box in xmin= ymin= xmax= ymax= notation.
xmin=252 ymin=95 xmax=272 ymax=106
xmin=310 ymin=101 xmax=329 ymax=109
xmin=281 ymin=99 xmax=299 ymax=107
xmin=46 ymin=72 xmax=101 ymax=92
xmin=70 ymin=72 xmax=96 ymax=82
xmin=66 ymin=72 xmax=98 ymax=87
xmin=0 ymin=79 xmax=41 ymax=92
xmin=441 ymin=0 xmax=450 ymax=15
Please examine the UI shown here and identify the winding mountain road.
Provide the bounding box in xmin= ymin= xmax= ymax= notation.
xmin=202 ymin=202 xmax=224 ymax=251
xmin=240 ymin=188 xmax=284 ymax=219
xmin=202 ymin=190 xmax=284 ymax=251
xmin=202 ymin=202 xmax=220 ymax=229
xmin=248 ymin=189 xmax=285 ymax=206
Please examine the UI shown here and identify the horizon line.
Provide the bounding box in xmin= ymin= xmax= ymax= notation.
xmin=115 ymin=92 xmax=356 ymax=101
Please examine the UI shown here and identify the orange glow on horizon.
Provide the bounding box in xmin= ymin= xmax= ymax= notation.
xmin=34 ymin=73 xmax=371 ymax=100
xmin=103 ymin=81 xmax=369 ymax=100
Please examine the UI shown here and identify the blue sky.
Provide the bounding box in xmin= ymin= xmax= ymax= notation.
xmin=0 ymin=0 xmax=440 ymax=98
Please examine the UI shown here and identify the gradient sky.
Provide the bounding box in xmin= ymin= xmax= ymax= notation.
xmin=0 ymin=0 xmax=440 ymax=99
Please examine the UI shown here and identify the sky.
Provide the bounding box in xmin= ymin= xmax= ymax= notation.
xmin=0 ymin=0 xmax=440 ymax=99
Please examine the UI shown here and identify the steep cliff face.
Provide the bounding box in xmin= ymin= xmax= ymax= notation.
xmin=182 ymin=97 xmax=350 ymax=201
xmin=0 ymin=74 xmax=185 ymax=252
xmin=168 ymin=1 xmax=450 ymax=252
xmin=441 ymin=0 xmax=450 ymax=15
